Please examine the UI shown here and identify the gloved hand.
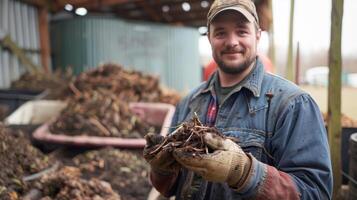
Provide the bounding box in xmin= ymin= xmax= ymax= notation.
xmin=143 ymin=133 xmax=180 ymax=175
xmin=173 ymin=133 xmax=253 ymax=190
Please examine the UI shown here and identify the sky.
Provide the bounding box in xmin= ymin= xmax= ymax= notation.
xmin=199 ymin=0 xmax=357 ymax=62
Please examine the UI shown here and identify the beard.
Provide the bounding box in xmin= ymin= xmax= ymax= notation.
xmin=215 ymin=54 xmax=256 ymax=74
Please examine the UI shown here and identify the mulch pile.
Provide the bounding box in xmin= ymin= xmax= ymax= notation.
xmin=67 ymin=63 xmax=181 ymax=105
xmin=36 ymin=166 xmax=121 ymax=200
xmin=49 ymin=90 xmax=159 ymax=138
xmin=0 ymin=124 xmax=52 ymax=200
xmin=50 ymin=64 xmax=180 ymax=138
xmin=72 ymin=147 xmax=150 ymax=200
xmin=10 ymin=69 xmax=73 ymax=100
xmin=323 ymin=113 xmax=357 ymax=128
xmin=0 ymin=105 xmax=9 ymax=121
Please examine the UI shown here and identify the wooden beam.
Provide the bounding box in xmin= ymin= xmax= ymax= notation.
xmin=54 ymin=0 xmax=141 ymax=11
xmin=328 ymin=0 xmax=344 ymax=199
xmin=137 ymin=1 xmax=162 ymax=22
xmin=154 ymin=0 xmax=171 ymax=22
xmin=38 ymin=7 xmax=51 ymax=73
xmin=0 ymin=35 xmax=41 ymax=74
xmin=54 ymin=0 xmax=92 ymax=7
xmin=21 ymin=0 xmax=47 ymax=7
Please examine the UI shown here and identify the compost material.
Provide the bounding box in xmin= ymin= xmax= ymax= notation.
xmin=323 ymin=113 xmax=357 ymax=128
xmin=0 ymin=105 xmax=9 ymax=121
xmin=146 ymin=116 xmax=234 ymax=157
xmin=72 ymin=147 xmax=150 ymax=200
xmin=69 ymin=64 xmax=181 ymax=104
xmin=11 ymin=70 xmax=73 ymax=100
xmin=0 ymin=124 xmax=52 ymax=200
xmin=36 ymin=166 xmax=121 ymax=200
xmin=71 ymin=64 xmax=162 ymax=103
xmin=50 ymin=64 xmax=179 ymax=138
xmin=49 ymin=90 xmax=159 ymax=138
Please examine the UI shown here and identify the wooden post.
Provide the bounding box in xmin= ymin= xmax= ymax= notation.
xmin=286 ymin=0 xmax=295 ymax=81
xmin=267 ymin=0 xmax=276 ymax=71
xmin=38 ymin=6 xmax=51 ymax=73
xmin=328 ymin=0 xmax=344 ymax=199
xmin=295 ymin=42 xmax=300 ymax=85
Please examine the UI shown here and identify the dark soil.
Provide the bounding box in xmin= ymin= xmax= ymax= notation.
xmin=10 ymin=70 xmax=74 ymax=100
xmin=49 ymin=64 xmax=178 ymax=138
xmin=36 ymin=166 xmax=120 ymax=200
xmin=71 ymin=147 xmax=151 ymax=200
xmin=49 ymin=90 xmax=160 ymax=138
xmin=0 ymin=124 xmax=53 ymax=200
xmin=0 ymin=105 xmax=9 ymax=121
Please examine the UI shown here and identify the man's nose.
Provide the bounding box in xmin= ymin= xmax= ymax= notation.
xmin=226 ymin=33 xmax=239 ymax=48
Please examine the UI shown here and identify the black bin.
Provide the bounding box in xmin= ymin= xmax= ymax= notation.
xmin=341 ymin=127 xmax=357 ymax=184
xmin=0 ymin=89 xmax=48 ymax=117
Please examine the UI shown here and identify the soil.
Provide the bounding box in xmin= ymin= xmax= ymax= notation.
xmin=10 ymin=70 xmax=73 ymax=100
xmin=36 ymin=166 xmax=120 ymax=200
xmin=71 ymin=147 xmax=151 ymax=200
xmin=0 ymin=105 xmax=9 ymax=121
xmin=49 ymin=64 xmax=178 ymax=138
xmin=49 ymin=90 xmax=160 ymax=138
xmin=0 ymin=124 xmax=53 ymax=200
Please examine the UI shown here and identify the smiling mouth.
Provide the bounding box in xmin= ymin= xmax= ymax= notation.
xmin=222 ymin=50 xmax=244 ymax=55
xmin=222 ymin=52 xmax=243 ymax=56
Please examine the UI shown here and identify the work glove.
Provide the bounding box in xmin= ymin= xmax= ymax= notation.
xmin=173 ymin=133 xmax=253 ymax=190
xmin=143 ymin=133 xmax=180 ymax=175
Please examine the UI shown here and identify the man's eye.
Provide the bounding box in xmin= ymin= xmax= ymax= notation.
xmin=238 ymin=30 xmax=248 ymax=35
xmin=215 ymin=32 xmax=225 ymax=37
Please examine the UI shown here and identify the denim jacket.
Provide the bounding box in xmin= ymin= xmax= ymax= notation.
xmin=169 ymin=58 xmax=332 ymax=200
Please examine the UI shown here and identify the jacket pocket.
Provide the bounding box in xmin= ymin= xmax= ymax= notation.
xmin=221 ymin=128 xmax=266 ymax=160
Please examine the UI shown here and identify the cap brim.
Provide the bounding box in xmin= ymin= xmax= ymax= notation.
xmin=209 ymin=6 xmax=255 ymax=24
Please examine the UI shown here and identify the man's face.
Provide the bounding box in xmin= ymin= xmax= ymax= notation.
xmin=208 ymin=10 xmax=261 ymax=74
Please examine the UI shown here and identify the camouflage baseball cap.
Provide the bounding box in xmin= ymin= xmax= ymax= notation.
xmin=207 ymin=0 xmax=259 ymax=26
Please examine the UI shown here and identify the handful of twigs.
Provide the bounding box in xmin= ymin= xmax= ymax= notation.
xmin=148 ymin=115 xmax=237 ymax=156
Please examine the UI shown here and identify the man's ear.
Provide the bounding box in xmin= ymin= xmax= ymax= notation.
xmin=256 ymin=28 xmax=262 ymax=42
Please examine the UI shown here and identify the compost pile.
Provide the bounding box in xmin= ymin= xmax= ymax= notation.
xmin=146 ymin=116 xmax=231 ymax=157
xmin=50 ymin=64 xmax=180 ymax=138
xmin=72 ymin=147 xmax=150 ymax=200
xmin=159 ymin=87 xmax=182 ymax=106
xmin=0 ymin=105 xmax=9 ymax=121
xmin=70 ymin=64 xmax=162 ymax=102
xmin=36 ymin=166 xmax=120 ymax=200
xmin=68 ymin=63 xmax=181 ymax=104
xmin=0 ymin=124 xmax=52 ymax=199
xmin=10 ymin=70 xmax=73 ymax=100
xmin=323 ymin=113 xmax=357 ymax=128
xmin=49 ymin=90 xmax=158 ymax=138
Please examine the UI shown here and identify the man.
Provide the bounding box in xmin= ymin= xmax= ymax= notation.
xmin=144 ymin=0 xmax=333 ymax=199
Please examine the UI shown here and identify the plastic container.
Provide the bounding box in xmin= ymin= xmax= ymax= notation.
xmin=4 ymin=100 xmax=68 ymax=152
xmin=5 ymin=100 xmax=67 ymax=125
xmin=0 ymin=89 xmax=48 ymax=117
xmin=33 ymin=102 xmax=176 ymax=149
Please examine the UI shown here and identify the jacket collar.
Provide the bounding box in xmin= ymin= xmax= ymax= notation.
xmin=192 ymin=57 xmax=265 ymax=101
